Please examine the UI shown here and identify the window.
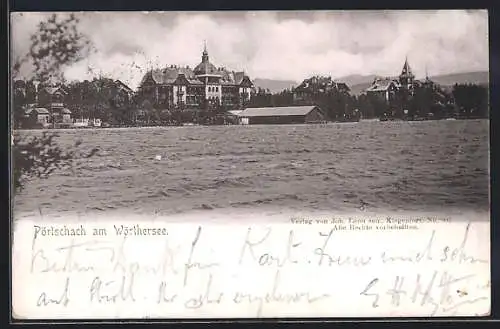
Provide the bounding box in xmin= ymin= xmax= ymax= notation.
xmin=215 ymin=87 xmax=218 ymax=92
xmin=208 ymin=86 xmax=212 ymax=92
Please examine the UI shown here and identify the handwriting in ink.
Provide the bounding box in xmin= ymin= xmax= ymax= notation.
xmin=437 ymin=271 xmax=476 ymax=305
xmin=31 ymin=239 xmax=111 ymax=273
xmin=238 ymin=227 xmax=272 ymax=264
xmin=441 ymin=296 xmax=489 ymax=313
xmin=183 ymin=226 xmax=218 ymax=287
xmin=233 ymin=269 xmax=330 ymax=317
xmin=156 ymin=281 xmax=178 ymax=304
xmin=112 ymin=236 xmax=179 ymax=276
xmin=360 ymin=278 xmax=380 ymax=308
xmin=239 ymin=227 xmax=301 ymax=267
xmin=258 ymin=230 xmax=301 ymax=266
xmin=381 ymin=230 xmax=435 ymax=264
xmin=36 ymin=277 xmax=70 ymax=307
xmin=411 ymin=271 xmax=439 ymax=314
xmin=385 ymin=276 xmax=406 ymax=306
xmin=361 ymin=271 xmax=481 ymax=315
xmin=184 ymin=273 xmax=224 ymax=309
xmin=440 ymin=223 xmax=488 ymax=264
xmin=89 ymin=273 xmax=137 ymax=304
xmin=315 ymin=229 xmax=372 ymax=267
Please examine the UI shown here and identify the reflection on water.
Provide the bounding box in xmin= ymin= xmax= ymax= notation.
xmin=13 ymin=120 xmax=490 ymax=219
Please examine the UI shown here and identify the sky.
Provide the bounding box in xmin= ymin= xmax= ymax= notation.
xmin=11 ymin=10 xmax=489 ymax=90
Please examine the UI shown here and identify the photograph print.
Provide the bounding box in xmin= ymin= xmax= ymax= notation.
xmin=11 ymin=10 xmax=489 ymax=224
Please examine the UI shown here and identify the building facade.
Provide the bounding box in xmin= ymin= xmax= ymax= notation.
xmin=365 ymin=78 xmax=401 ymax=102
xmin=37 ymin=86 xmax=73 ymax=126
xmin=24 ymin=107 xmax=51 ymax=128
xmin=137 ymin=46 xmax=254 ymax=111
xmin=293 ymin=76 xmax=350 ymax=104
xmin=365 ymin=57 xmax=416 ymax=102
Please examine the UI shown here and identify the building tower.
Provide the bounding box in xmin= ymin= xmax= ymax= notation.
xmin=194 ymin=41 xmax=222 ymax=104
xmin=202 ymin=40 xmax=209 ymax=63
xmin=399 ymin=56 xmax=415 ymax=95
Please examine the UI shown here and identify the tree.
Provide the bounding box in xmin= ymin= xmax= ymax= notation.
xmin=13 ymin=13 xmax=92 ymax=85
xmin=355 ymin=94 xmax=375 ymax=119
xmin=13 ymin=132 xmax=98 ymax=191
xmin=452 ymin=83 xmax=488 ymax=119
xmin=247 ymin=87 xmax=272 ymax=108
xmin=12 ymin=13 xmax=97 ymax=193
xmin=272 ymin=89 xmax=294 ymax=107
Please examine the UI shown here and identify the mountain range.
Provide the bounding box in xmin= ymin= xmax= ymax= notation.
xmin=253 ymin=71 xmax=489 ymax=95
xmin=252 ymin=78 xmax=298 ymax=94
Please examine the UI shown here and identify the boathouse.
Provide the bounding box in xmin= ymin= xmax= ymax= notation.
xmin=238 ymin=105 xmax=326 ymax=124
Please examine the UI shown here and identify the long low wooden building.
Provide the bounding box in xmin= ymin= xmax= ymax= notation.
xmin=238 ymin=105 xmax=326 ymax=124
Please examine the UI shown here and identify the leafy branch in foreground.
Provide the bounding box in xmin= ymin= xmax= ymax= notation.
xmin=13 ymin=13 xmax=93 ymax=83
xmin=12 ymin=13 xmax=98 ymax=195
xmin=13 ymin=131 xmax=99 ymax=192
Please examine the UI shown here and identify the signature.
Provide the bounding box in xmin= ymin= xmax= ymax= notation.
xmin=360 ymin=271 xmax=489 ymax=315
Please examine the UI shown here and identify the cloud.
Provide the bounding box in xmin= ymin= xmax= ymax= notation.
xmin=11 ymin=10 xmax=489 ymax=90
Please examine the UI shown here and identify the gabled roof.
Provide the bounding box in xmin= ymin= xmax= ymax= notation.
xmin=142 ymin=67 xmax=250 ymax=87
xmin=366 ymin=78 xmax=400 ymax=92
xmin=173 ymin=74 xmax=190 ymax=85
xmin=150 ymin=66 xmax=196 ymax=84
xmin=336 ymin=82 xmax=351 ymax=91
xmin=233 ymin=72 xmax=245 ymax=85
xmin=239 ymin=75 xmax=254 ymax=87
xmin=295 ymin=76 xmax=350 ymax=93
xmin=114 ymin=80 xmax=133 ymax=92
xmin=220 ymin=70 xmax=251 ymax=86
xmin=138 ymin=46 xmax=253 ymax=87
xmin=239 ymin=106 xmax=321 ymax=117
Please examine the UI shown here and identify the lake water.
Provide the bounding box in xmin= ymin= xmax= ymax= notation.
xmin=13 ymin=120 xmax=490 ymax=221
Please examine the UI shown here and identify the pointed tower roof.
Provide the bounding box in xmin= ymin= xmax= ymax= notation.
xmin=194 ymin=41 xmax=219 ymax=76
xmin=400 ymin=56 xmax=415 ymax=78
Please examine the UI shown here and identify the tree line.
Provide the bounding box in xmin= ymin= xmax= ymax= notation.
xmin=13 ymin=76 xmax=488 ymax=129
xmin=248 ymin=81 xmax=488 ymax=121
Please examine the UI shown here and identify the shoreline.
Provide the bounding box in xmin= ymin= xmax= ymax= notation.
xmin=12 ymin=207 xmax=491 ymax=224
xmin=12 ymin=117 xmax=489 ymax=132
